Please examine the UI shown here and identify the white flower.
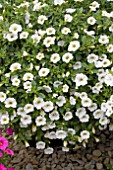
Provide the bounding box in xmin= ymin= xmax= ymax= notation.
xmin=37 ymin=15 xmax=47 ymax=25
xmin=25 ymin=12 xmax=30 ymax=24
xmin=48 ymin=122 xmax=56 ymax=130
xmin=43 ymin=85 xmax=52 ymax=93
xmin=62 ymin=52 xmax=73 ymax=63
xmin=20 ymin=115 xmax=32 ymax=125
xmin=6 ymin=33 xmax=18 ymax=42
xmin=79 ymin=114 xmax=89 ymax=123
xmin=99 ymin=117 xmax=108 ymax=126
xmin=9 ymin=23 xmax=22 ymax=33
xmin=64 ymin=14 xmax=73 ymax=22
xmin=61 ymin=27 xmax=71 ymax=35
xmin=54 ymin=0 xmax=65 ymax=5
xmin=88 ymin=103 xmax=97 ymax=112
xmin=0 ymin=16 xmax=3 ymax=20
xmin=24 ymin=104 xmax=34 ymax=113
xmin=101 ymin=102 xmax=107 ymax=112
xmin=94 ymin=61 xmax=103 ymax=68
xmin=75 ymin=107 xmax=86 ymax=118
xmin=63 ymin=111 xmax=73 ymax=121
xmin=99 ymin=35 xmax=109 ymax=44
xmin=73 ymin=61 xmax=82 ymax=70
xmin=23 ymin=51 xmax=28 ymax=56
xmin=33 ymin=1 xmax=41 ymax=10
xmin=11 ymin=78 xmax=20 ymax=86
xmin=106 ymin=110 xmax=113 ymax=117
xmin=48 ymin=131 xmax=56 ymax=139
xmin=38 ymin=68 xmax=50 ymax=77
xmin=35 ymin=116 xmax=46 ymax=126
xmin=109 ymin=124 xmax=113 ymax=131
xmin=107 ymin=44 xmax=113 ymax=53
xmin=0 ymin=111 xmax=9 ymax=118
xmin=109 ymin=24 xmax=113 ymax=32
xmin=17 ymin=107 xmax=26 ymax=116
xmin=99 ymin=54 xmax=107 ymax=60
xmin=10 ymin=111 xmax=16 ymax=120
xmin=33 ymin=97 xmax=44 ymax=110
xmin=10 ymin=63 xmax=21 ymax=72
xmin=56 ymin=130 xmax=67 ymax=139
xmin=23 ymin=81 xmax=32 ymax=89
xmin=38 ymin=29 xmax=46 ymax=37
xmin=84 ymin=29 xmax=95 ymax=37
xmin=70 ymin=96 xmax=76 ymax=105
xmin=81 ymin=98 xmax=92 ymax=107
xmin=74 ymin=32 xmax=79 ymax=39
xmin=89 ymin=1 xmax=100 ymax=11
xmin=20 ymin=31 xmax=29 ymax=39
xmin=36 ymin=141 xmax=46 ymax=149
xmin=104 ymin=74 xmax=113 ymax=86
xmin=56 ymin=96 xmax=66 ymax=107
xmin=68 ymin=128 xmax=76 ymax=135
xmin=31 ymin=34 xmax=41 ymax=43
xmin=87 ymin=17 xmax=96 ymax=25
xmin=49 ymin=110 xmax=60 ymax=121
xmin=58 ymin=40 xmax=65 ymax=46
xmin=0 ymin=92 xmax=6 ymax=102
xmin=80 ymin=130 xmax=90 ymax=140
xmin=43 ymin=101 xmax=54 ymax=112
xmin=0 ymin=115 xmax=9 ymax=125
xmin=5 ymin=98 xmax=17 ymax=108
xmin=53 ymin=81 xmax=63 ymax=88
xmin=87 ymin=53 xmax=98 ymax=63
xmin=68 ymin=41 xmax=80 ymax=51
xmin=93 ymin=109 xmax=104 ymax=119
xmin=50 ymin=53 xmax=60 ymax=63
xmin=62 ymin=147 xmax=69 ymax=152
xmin=62 ymin=84 xmax=69 ymax=92
xmin=36 ymin=53 xmax=44 ymax=60
xmin=43 ymin=36 xmax=55 ymax=47
xmin=74 ymin=73 xmax=88 ymax=87
xmin=102 ymin=59 xmax=111 ymax=67
xmin=46 ymin=27 xmax=56 ymax=35
xmin=23 ymin=73 xmax=34 ymax=81
xmin=80 ymin=92 xmax=88 ymax=99
xmin=44 ymin=147 xmax=54 ymax=154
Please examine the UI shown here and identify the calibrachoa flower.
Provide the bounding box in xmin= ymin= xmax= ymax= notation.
xmin=1 ymin=0 xmax=113 ymax=153
xmin=0 ymin=164 xmax=6 ymax=170
xmin=0 ymin=129 xmax=14 ymax=169
xmin=0 ymin=137 xmax=8 ymax=150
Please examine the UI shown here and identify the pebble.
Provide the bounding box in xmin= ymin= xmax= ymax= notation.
xmin=96 ymin=163 xmax=103 ymax=170
xmin=26 ymin=163 xmax=34 ymax=170
xmin=8 ymin=129 xmax=113 ymax=170
xmin=92 ymin=150 xmax=102 ymax=157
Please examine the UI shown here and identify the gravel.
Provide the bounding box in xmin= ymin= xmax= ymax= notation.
xmin=7 ymin=129 xmax=113 ymax=170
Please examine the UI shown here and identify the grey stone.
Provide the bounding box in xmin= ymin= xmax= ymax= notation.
xmin=96 ymin=163 xmax=103 ymax=170
xmin=26 ymin=163 xmax=34 ymax=170
xmin=92 ymin=150 xmax=101 ymax=157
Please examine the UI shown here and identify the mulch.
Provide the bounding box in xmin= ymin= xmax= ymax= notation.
xmin=7 ymin=129 xmax=113 ymax=170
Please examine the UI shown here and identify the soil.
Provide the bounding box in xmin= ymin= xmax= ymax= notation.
xmin=7 ymin=129 xmax=113 ymax=170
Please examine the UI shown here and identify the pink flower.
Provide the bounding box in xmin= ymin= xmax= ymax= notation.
xmin=0 ymin=164 xmax=7 ymax=170
xmin=0 ymin=151 xmax=3 ymax=157
xmin=0 ymin=137 xmax=8 ymax=150
xmin=4 ymin=148 xmax=14 ymax=155
xmin=8 ymin=168 xmax=14 ymax=170
xmin=6 ymin=128 xmax=13 ymax=136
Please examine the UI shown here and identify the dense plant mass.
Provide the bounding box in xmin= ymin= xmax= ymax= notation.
xmin=0 ymin=0 xmax=113 ymax=153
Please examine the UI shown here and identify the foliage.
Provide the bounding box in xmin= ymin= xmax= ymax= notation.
xmin=0 ymin=0 xmax=113 ymax=153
